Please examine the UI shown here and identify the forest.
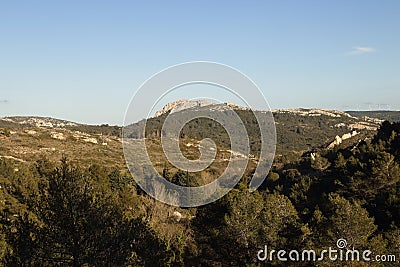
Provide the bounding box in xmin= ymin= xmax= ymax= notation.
xmin=1 ymin=121 xmax=400 ymax=266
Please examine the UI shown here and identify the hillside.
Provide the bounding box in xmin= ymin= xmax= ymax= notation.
xmin=125 ymin=103 xmax=382 ymax=158
xmin=0 ymin=103 xmax=385 ymax=177
xmin=346 ymin=110 xmax=400 ymax=122
xmin=0 ymin=120 xmax=125 ymax=169
xmin=0 ymin=116 xmax=121 ymax=137
xmin=0 ymin=116 xmax=235 ymax=184
xmin=1 ymin=105 xmax=383 ymax=167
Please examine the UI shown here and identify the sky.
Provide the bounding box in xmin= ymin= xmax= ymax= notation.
xmin=1 ymin=1 xmax=399 ymax=125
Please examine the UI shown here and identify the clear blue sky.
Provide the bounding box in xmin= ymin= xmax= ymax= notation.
xmin=1 ymin=1 xmax=399 ymax=125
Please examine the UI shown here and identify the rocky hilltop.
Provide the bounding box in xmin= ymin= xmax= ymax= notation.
xmin=154 ymin=99 xmax=248 ymax=117
xmin=124 ymin=101 xmax=383 ymax=159
xmin=0 ymin=116 xmax=79 ymax=128
xmin=154 ymin=99 xmax=215 ymax=117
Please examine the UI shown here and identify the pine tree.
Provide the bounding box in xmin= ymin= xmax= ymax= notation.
xmin=326 ymin=194 xmax=377 ymax=249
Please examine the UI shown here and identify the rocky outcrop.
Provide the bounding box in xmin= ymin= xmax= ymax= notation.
xmin=172 ymin=211 xmax=182 ymax=222
xmin=51 ymin=132 xmax=66 ymax=140
xmin=154 ymin=99 xmax=216 ymax=117
xmin=25 ymin=130 xmax=37 ymax=135
xmin=0 ymin=155 xmax=26 ymax=162
xmin=327 ymin=130 xmax=358 ymax=149
xmin=83 ymin=137 xmax=98 ymax=144
xmin=273 ymin=108 xmax=355 ymax=118
xmin=1 ymin=117 xmax=78 ymax=128
xmin=348 ymin=122 xmax=379 ymax=131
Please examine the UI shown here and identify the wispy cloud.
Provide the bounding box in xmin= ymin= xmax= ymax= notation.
xmin=0 ymin=99 xmax=9 ymax=103
xmin=348 ymin=46 xmax=376 ymax=55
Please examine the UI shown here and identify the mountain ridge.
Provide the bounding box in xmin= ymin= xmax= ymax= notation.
xmin=3 ymin=102 xmax=397 ymax=159
xmin=0 ymin=104 xmax=392 ymax=181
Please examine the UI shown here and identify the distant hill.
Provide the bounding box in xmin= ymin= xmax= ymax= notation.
xmin=346 ymin=111 xmax=400 ymax=122
xmin=0 ymin=118 xmax=124 ymax=168
xmin=0 ymin=116 xmax=121 ymax=137
xmin=0 ymin=103 xmax=384 ymax=174
xmin=125 ymin=102 xmax=382 ymax=158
